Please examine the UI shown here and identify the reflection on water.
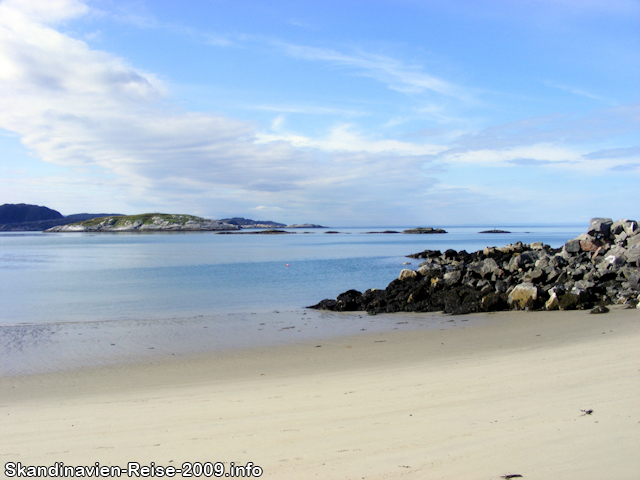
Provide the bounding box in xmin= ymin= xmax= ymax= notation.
xmin=0 ymin=309 xmax=455 ymax=376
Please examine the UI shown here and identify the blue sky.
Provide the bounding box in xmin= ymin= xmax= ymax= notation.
xmin=0 ymin=0 xmax=638 ymax=225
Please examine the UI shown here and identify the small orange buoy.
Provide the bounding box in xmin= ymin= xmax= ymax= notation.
xmin=286 ymin=264 xmax=289 ymax=267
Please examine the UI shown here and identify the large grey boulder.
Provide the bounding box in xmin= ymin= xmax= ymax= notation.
xmin=523 ymin=268 xmax=545 ymax=283
xmin=627 ymin=235 xmax=640 ymax=248
xmin=624 ymin=221 xmax=639 ymax=236
xmin=468 ymin=258 xmax=500 ymax=278
xmin=611 ymin=219 xmax=639 ymax=237
xmin=625 ymin=245 xmax=640 ymax=265
xmin=444 ymin=270 xmax=462 ymax=285
xmin=576 ymin=233 xmax=602 ymax=252
xmin=614 ymin=230 xmax=629 ymax=245
xmin=564 ymin=239 xmax=581 ymax=254
xmin=417 ymin=264 xmax=443 ymax=275
xmin=588 ymin=218 xmax=613 ymax=238
xmin=508 ymin=251 xmax=541 ymax=272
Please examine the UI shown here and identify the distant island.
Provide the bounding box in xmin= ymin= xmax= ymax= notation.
xmin=220 ymin=219 xmax=327 ymax=229
xmin=220 ymin=217 xmax=286 ymax=228
xmin=402 ymin=227 xmax=447 ymax=234
xmin=45 ymin=214 xmax=239 ymax=232
xmin=285 ymin=223 xmax=327 ymax=228
xmin=479 ymin=229 xmax=511 ymax=234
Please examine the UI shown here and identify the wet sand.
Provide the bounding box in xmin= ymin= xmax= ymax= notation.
xmin=1 ymin=307 xmax=639 ymax=479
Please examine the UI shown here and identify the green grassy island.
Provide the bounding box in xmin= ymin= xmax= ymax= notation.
xmin=45 ymin=214 xmax=239 ymax=232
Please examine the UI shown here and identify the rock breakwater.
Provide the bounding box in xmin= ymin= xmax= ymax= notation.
xmin=309 ymin=218 xmax=640 ymax=315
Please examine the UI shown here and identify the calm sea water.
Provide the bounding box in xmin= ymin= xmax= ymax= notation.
xmin=0 ymin=224 xmax=588 ymax=375
xmin=0 ymin=225 xmax=584 ymax=326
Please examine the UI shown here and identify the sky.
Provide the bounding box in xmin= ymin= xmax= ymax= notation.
xmin=0 ymin=0 xmax=638 ymax=226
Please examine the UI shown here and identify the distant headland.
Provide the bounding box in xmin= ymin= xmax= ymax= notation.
xmin=0 ymin=203 xmax=122 ymax=232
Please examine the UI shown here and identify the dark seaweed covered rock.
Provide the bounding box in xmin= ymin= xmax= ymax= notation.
xmin=309 ymin=217 xmax=640 ymax=315
xmin=335 ymin=290 xmax=362 ymax=311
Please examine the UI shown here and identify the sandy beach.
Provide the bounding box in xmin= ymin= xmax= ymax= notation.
xmin=2 ymin=307 xmax=639 ymax=480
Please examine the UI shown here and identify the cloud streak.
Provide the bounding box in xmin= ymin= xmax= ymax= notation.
xmin=426 ymin=105 xmax=640 ymax=176
xmin=543 ymin=80 xmax=613 ymax=103
xmin=276 ymin=42 xmax=464 ymax=99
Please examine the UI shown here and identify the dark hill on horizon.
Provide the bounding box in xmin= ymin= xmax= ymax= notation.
xmin=0 ymin=203 xmax=63 ymax=224
xmin=0 ymin=204 xmax=123 ymax=231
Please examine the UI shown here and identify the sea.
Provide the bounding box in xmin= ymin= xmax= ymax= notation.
xmin=0 ymin=225 xmax=585 ymax=375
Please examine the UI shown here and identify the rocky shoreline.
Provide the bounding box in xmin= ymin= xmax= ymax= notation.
xmin=309 ymin=218 xmax=640 ymax=315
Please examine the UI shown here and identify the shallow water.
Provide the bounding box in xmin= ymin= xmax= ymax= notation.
xmin=1 ymin=309 xmax=474 ymax=375
xmin=0 ymin=225 xmax=583 ymax=325
xmin=0 ymin=224 xmax=585 ymax=375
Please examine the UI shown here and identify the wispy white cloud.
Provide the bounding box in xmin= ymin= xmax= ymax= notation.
xmin=1 ymin=0 xmax=88 ymax=24
xmin=288 ymin=19 xmax=315 ymax=29
xmin=254 ymin=205 xmax=284 ymax=212
xmin=97 ymin=1 xmax=233 ymax=47
xmin=609 ymin=163 xmax=640 ymax=172
xmin=507 ymin=158 xmax=569 ymax=166
xmin=246 ymin=103 xmax=366 ymax=117
xmin=583 ymin=146 xmax=640 ymax=160
xmin=0 ymin=0 xmax=448 ymax=223
xmin=447 ymin=106 xmax=639 ymax=151
xmin=543 ymin=80 xmax=613 ymax=103
xmin=431 ymin=106 xmax=640 ymax=174
xmin=382 ymin=104 xmax=465 ymax=130
xmin=439 ymin=144 xmax=583 ymax=169
xmin=275 ymin=42 xmax=466 ymax=99
xmin=256 ymin=124 xmax=444 ymax=156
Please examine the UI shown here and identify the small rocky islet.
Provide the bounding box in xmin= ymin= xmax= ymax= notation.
xmin=309 ymin=218 xmax=640 ymax=315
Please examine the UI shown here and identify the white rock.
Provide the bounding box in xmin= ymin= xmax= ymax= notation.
xmin=508 ymin=282 xmax=538 ymax=310
xmin=398 ymin=269 xmax=418 ymax=281
xmin=545 ymin=291 xmax=559 ymax=310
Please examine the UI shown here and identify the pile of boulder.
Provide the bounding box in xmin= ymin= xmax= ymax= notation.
xmin=309 ymin=218 xmax=640 ymax=315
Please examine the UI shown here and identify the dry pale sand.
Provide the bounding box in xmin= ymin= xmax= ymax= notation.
xmin=1 ymin=307 xmax=639 ymax=480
